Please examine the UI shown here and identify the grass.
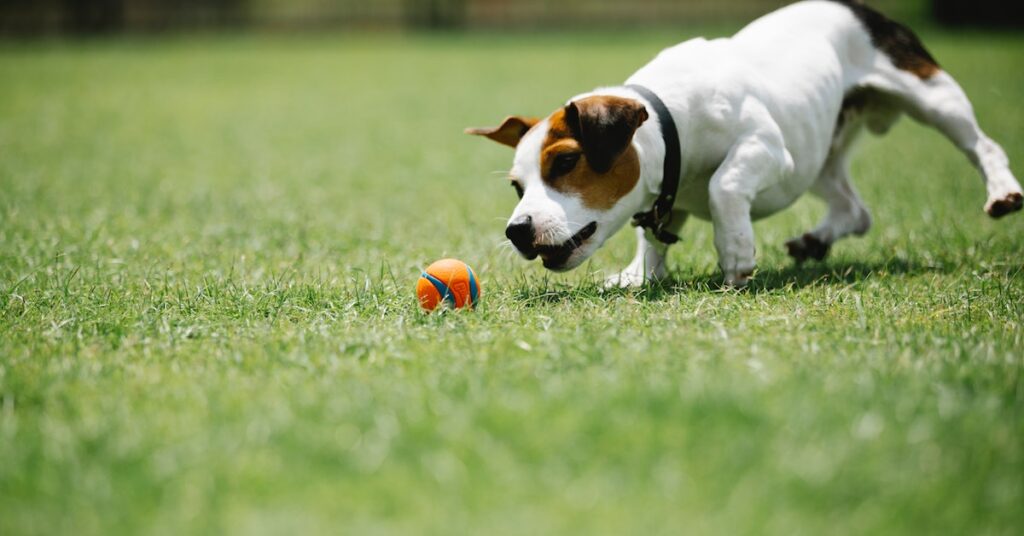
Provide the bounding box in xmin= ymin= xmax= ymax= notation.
xmin=1 ymin=25 xmax=1023 ymax=535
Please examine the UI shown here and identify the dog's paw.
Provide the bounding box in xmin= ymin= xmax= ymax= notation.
xmin=604 ymin=271 xmax=649 ymax=289
xmin=722 ymin=269 xmax=754 ymax=288
xmin=785 ymin=233 xmax=830 ymax=264
xmin=985 ymin=192 xmax=1023 ymax=219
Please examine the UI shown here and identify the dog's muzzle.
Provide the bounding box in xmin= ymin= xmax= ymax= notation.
xmin=507 ymin=217 xmax=598 ymax=269
xmin=535 ymin=221 xmax=597 ymax=270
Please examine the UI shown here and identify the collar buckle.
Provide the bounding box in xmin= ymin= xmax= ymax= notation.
xmin=631 ymin=205 xmax=679 ymax=245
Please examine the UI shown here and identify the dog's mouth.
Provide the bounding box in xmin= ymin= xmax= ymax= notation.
xmin=535 ymin=221 xmax=597 ymax=270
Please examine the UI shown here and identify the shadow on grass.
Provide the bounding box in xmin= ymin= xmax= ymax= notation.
xmin=741 ymin=256 xmax=941 ymax=292
xmin=513 ymin=256 xmax=952 ymax=305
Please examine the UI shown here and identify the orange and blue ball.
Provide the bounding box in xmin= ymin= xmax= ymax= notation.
xmin=417 ymin=258 xmax=480 ymax=311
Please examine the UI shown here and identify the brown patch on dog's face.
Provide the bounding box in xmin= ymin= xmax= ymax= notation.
xmin=538 ymin=96 xmax=647 ymax=210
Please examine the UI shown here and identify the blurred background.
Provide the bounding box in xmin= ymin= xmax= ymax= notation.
xmin=1 ymin=3 xmax=1022 ymax=533
xmin=0 ymin=0 xmax=1020 ymax=36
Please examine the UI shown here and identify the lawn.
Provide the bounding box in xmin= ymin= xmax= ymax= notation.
xmin=1 ymin=25 xmax=1022 ymax=535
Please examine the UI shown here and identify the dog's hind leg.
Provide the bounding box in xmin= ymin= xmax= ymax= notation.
xmin=838 ymin=0 xmax=1021 ymax=217
xmin=786 ymin=101 xmax=878 ymax=263
xmin=786 ymin=164 xmax=872 ymax=264
xmin=868 ymin=68 xmax=1023 ymax=217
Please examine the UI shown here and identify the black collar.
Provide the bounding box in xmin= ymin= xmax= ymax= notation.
xmin=626 ymin=84 xmax=681 ymax=245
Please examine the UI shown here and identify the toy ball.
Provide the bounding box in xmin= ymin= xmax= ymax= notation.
xmin=417 ymin=258 xmax=480 ymax=311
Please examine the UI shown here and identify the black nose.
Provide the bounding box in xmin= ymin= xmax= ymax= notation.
xmin=505 ymin=216 xmax=537 ymax=258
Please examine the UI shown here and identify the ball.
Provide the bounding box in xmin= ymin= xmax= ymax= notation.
xmin=417 ymin=258 xmax=480 ymax=311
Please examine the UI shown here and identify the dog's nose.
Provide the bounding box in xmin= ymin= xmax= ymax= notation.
xmin=505 ymin=215 xmax=537 ymax=258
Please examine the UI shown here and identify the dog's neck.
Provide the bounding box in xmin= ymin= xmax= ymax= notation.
xmin=632 ymin=101 xmax=670 ymax=203
xmin=583 ymin=86 xmax=675 ymax=211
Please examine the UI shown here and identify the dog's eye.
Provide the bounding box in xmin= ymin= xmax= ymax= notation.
xmin=550 ymin=152 xmax=581 ymax=178
xmin=511 ymin=181 xmax=524 ymax=199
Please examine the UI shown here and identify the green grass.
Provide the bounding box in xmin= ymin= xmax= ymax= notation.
xmin=1 ymin=27 xmax=1023 ymax=535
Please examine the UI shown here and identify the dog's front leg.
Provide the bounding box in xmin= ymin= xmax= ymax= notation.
xmin=605 ymin=214 xmax=687 ymax=288
xmin=710 ymin=133 xmax=790 ymax=287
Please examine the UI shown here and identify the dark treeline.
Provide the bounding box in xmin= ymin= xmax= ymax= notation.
xmin=2 ymin=0 xmax=255 ymax=35
xmin=1 ymin=0 xmax=459 ymax=35
xmin=0 ymin=0 xmax=1019 ymax=36
xmin=932 ymin=0 xmax=1024 ymax=26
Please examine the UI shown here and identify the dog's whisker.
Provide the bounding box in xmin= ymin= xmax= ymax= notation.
xmin=544 ymin=228 xmax=563 ymax=245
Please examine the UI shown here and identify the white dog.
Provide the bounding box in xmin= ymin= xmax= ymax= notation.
xmin=467 ymin=0 xmax=1022 ymax=287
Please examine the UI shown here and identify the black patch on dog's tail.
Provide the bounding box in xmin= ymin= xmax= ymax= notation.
xmin=829 ymin=0 xmax=940 ymax=78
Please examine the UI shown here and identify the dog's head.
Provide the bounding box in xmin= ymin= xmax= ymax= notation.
xmin=467 ymin=95 xmax=650 ymax=271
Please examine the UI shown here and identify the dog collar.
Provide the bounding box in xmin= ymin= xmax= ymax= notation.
xmin=626 ymin=84 xmax=682 ymax=245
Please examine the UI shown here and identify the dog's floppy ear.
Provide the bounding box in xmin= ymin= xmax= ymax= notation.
xmin=564 ymin=96 xmax=649 ymax=174
xmin=465 ymin=116 xmax=539 ymax=148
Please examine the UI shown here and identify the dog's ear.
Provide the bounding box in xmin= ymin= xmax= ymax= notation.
xmin=564 ymin=96 xmax=648 ymax=174
xmin=465 ymin=116 xmax=539 ymax=148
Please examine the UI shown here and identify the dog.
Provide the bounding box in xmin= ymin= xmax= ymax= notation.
xmin=467 ymin=0 xmax=1022 ymax=287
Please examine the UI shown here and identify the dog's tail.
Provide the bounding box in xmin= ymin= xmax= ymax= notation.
xmin=828 ymin=0 xmax=940 ymax=79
